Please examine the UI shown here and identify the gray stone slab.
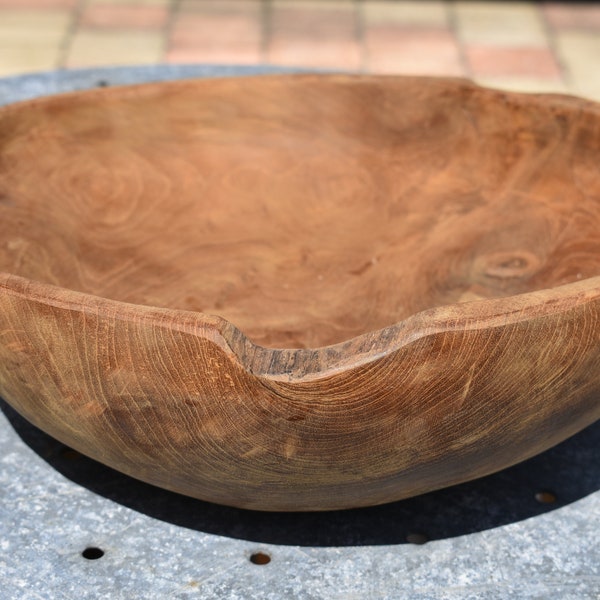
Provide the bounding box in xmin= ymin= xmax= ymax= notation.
xmin=0 ymin=65 xmax=599 ymax=600
xmin=0 ymin=64 xmax=295 ymax=105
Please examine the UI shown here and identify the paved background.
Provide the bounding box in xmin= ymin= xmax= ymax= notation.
xmin=0 ymin=0 xmax=598 ymax=100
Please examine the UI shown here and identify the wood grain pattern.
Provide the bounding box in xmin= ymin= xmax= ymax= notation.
xmin=0 ymin=75 xmax=599 ymax=510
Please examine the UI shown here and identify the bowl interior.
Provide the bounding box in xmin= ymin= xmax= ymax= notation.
xmin=1 ymin=76 xmax=600 ymax=348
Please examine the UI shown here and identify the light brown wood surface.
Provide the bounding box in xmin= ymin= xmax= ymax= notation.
xmin=0 ymin=75 xmax=599 ymax=510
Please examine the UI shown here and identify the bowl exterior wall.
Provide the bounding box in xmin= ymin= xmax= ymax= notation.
xmin=1 ymin=275 xmax=599 ymax=510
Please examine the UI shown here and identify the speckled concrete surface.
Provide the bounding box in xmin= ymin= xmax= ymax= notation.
xmin=0 ymin=65 xmax=599 ymax=600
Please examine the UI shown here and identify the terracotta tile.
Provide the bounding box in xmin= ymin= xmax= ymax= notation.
xmin=365 ymin=27 xmax=463 ymax=76
xmin=170 ymin=13 xmax=261 ymax=48
xmin=66 ymin=30 xmax=164 ymax=67
xmin=466 ymin=46 xmax=562 ymax=79
xmin=80 ymin=5 xmax=168 ymax=29
xmin=555 ymin=30 xmax=600 ymax=101
xmin=363 ymin=0 xmax=448 ymax=27
xmin=0 ymin=0 xmax=75 ymax=7
xmin=270 ymin=6 xmax=357 ymax=39
xmin=267 ymin=37 xmax=361 ymax=70
xmin=166 ymin=46 xmax=261 ymax=65
xmin=267 ymin=4 xmax=360 ymax=69
xmin=179 ymin=0 xmax=261 ymax=14
xmin=544 ymin=3 xmax=600 ymax=30
xmin=88 ymin=0 xmax=169 ymax=5
xmin=453 ymin=1 xmax=549 ymax=47
xmin=271 ymin=0 xmax=354 ymax=9
xmin=168 ymin=8 xmax=262 ymax=65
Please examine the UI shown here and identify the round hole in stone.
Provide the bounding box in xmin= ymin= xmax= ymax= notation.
xmin=82 ymin=547 xmax=104 ymax=560
xmin=406 ymin=532 xmax=428 ymax=545
xmin=249 ymin=552 xmax=271 ymax=565
xmin=535 ymin=490 xmax=557 ymax=504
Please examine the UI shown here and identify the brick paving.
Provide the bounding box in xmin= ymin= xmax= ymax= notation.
xmin=0 ymin=0 xmax=597 ymax=100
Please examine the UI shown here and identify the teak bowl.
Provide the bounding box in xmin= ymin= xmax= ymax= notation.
xmin=1 ymin=75 xmax=599 ymax=511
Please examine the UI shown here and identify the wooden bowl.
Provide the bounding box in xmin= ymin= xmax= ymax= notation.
xmin=0 ymin=75 xmax=599 ymax=511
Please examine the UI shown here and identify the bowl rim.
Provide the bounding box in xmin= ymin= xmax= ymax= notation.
xmin=2 ymin=271 xmax=600 ymax=383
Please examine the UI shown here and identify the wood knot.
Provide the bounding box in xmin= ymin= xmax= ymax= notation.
xmin=475 ymin=250 xmax=541 ymax=281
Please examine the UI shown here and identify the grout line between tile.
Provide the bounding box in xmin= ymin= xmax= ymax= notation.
xmin=447 ymin=0 xmax=471 ymax=79
xmin=538 ymin=2 xmax=570 ymax=88
xmin=162 ymin=0 xmax=182 ymax=60
xmin=355 ymin=0 xmax=367 ymax=74
xmin=57 ymin=0 xmax=88 ymax=70
xmin=261 ymin=0 xmax=271 ymax=65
